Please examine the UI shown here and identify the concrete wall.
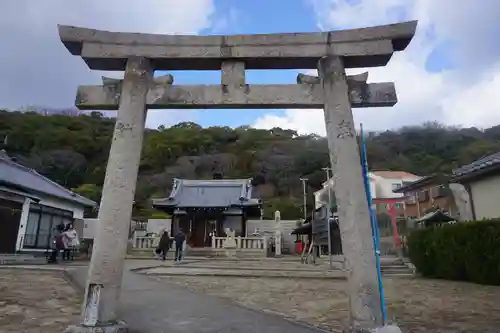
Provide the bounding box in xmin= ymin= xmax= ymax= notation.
xmin=247 ymin=219 xmax=299 ymax=254
xmin=469 ymin=174 xmax=500 ymax=220
xmin=83 ymin=218 xmax=98 ymax=239
xmin=147 ymin=219 xmax=171 ymax=234
xmin=372 ymin=175 xmax=419 ymax=199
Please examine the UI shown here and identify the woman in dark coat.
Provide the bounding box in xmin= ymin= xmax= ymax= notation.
xmin=156 ymin=229 xmax=172 ymax=261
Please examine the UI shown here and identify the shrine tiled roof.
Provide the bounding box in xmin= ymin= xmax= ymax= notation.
xmin=452 ymin=151 xmax=500 ymax=181
xmin=0 ymin=151 xmax=96 ymax=207
xmin=152 ymin=178 xmax=262 ymax=209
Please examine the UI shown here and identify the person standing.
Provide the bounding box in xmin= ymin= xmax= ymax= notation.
xmin=157 ymin=229 xmax=171 ymax=261
xmin=63 ymin=224 xmax=80 ymax=261
xmin=49 ymin=225 xmax=65 ymax=263
xmin=174 ymin=229 xmax=186 ymax=262
xmin=61 ymin=224 xmax=72 ymax=261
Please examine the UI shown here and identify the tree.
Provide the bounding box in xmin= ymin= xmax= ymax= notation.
xmin=72 ymin=184 xmax=102 ymax=203
xmin=2 ymin=109 xmax=500 ymax=221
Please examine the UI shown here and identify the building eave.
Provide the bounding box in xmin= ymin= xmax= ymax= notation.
xmin=451 ymin=164 xmax=500 ymax=183
xmin=392 ymin=174 xmax=443 ymax=193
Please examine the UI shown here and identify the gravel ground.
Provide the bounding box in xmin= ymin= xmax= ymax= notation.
xmin=0 ymin=269 xmax=81 ymax=333
xmin=160 ymin=275 xmax=500 ymax=333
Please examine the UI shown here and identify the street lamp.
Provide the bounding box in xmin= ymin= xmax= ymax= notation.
xmin=299 ymin=177 xmax=308 ymax=221
xmin=322 ymin=167 xmax=333 ymax=269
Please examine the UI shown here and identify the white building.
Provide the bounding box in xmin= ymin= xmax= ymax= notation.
xmin=0 ymin=151 xmax=95 ymax=253
xmin=314 ymin=170 xmax=421 ymax=209
xmin=451 ymin=151 xmax=500 ymax=220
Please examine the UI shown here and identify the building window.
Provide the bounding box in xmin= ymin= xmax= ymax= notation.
xmin=391 ymin=183 xmax=402 ymax=191
xmin=23 ymin=204 xmax=74 ymax=250
xmin=394 ymin=203 xmax=403 ymax=209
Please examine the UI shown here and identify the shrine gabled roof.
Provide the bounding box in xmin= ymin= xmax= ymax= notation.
xmin=451 ymin=151 xmax=500 ymax=182
xmin=0 ymin=151 xmax=96 ymax=207
xmin=152 ymin=178 xmax=262 ymax=209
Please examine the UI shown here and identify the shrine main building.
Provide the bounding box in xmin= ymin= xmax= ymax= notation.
xmin=152 ymin=178 xmax=262 ymax=247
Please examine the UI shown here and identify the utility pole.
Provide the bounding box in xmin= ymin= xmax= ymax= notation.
xmin=322 ymin=167 xmax=333 ymax=269
xmin=299 ymin=177 xmax=308 ymax=221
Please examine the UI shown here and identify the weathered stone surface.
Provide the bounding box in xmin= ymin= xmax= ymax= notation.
xmin=318 ymin=55 xmax=382 ymax=329
xmin=80 ymin=57 xmax=153 ymax=327
xmin=58 ymin=21 xmax=417 ymax=70
xmin=370 ymin=325 xmax=402 ymax=333
xmin=65 ymin=321 xmax=128 ymax=333
xmin=75 ymin=82 xmax=397 ymax=110
xmin=297 ymin=72 xmax=368 ymax=84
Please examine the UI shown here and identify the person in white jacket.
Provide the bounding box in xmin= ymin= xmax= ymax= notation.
xmin=63 ymin=224 xmax=80 ymax=261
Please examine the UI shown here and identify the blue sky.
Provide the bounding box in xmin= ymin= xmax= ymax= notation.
xmin=152 ymin=0 xmax=319 ymax=129
xmin=2 ymin=0 xmax=500 ymax=134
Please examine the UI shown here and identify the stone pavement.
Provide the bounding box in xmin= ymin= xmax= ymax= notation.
xmin=67 ymin=260 xmax=324 ymax=333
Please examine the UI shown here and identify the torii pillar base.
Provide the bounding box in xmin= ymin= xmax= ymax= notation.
xmin=65 ymin=321 xmax=128 ymax=333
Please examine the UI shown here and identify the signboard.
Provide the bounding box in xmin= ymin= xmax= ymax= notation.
xmin=311 ymin=205 xmax=339 ymax=247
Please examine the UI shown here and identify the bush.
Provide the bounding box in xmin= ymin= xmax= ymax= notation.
xmin=407 ymin=219 xmax=500 ymax=285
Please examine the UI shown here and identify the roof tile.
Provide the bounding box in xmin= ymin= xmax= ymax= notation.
xmin=0 ymin=153 xmax=95 ymax=207
xmin=453 ymin=151 xmax=500 ymax=178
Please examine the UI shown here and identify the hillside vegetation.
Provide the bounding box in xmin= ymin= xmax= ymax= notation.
xmin=2 ymin=109 xmax=500 ymax=219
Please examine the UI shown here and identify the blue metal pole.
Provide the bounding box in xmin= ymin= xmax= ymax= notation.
xmin=359 ymin=123 xmax=387 ymax=323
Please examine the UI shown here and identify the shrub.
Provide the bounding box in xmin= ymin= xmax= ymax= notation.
xmin=407 ymin=219 xmax=500 ymax=285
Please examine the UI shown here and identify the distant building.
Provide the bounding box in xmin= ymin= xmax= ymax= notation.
xmin=393 ymin=174 xmax=455 ymax=219
xmin=0 ymin=151 xmax=95 ymax=253
xmin=152 ymin=178 xmax=262 ymax=247
xmin=451 ymin=152 xmax=500 ymax=220
xmin=314 ymin=170 xmax=420 ymax=215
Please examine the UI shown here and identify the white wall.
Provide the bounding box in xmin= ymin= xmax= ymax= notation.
xmin=371 ymin=175 xmax=421 ymax=199
xmin=15 ymin=197 xmax=31 ymax=251
xmin=247 ymin=219 xmax=298 ymax=254
xmin=469 ymin=174 xmax=500 ymax=220
xmin=147 ymin=219 xmax=172 ymax=234
xmin=315 ymin=174 xmax=378 ymax=209
xmin=83 ymin=218 xmax=98 ymax=239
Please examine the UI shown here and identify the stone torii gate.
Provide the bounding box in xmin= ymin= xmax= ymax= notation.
xmin=60 ymin=21 xmax=417 ymax=333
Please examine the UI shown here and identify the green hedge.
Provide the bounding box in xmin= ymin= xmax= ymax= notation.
xmin=407 ymin=219 xmax=500 ymax=285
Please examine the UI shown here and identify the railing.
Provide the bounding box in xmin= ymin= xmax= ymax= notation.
xmin=132 ymin=236 xmax=183 ymax=250
xmin=133 ymin=236 xmax=159 ymax=249
xmin=133 ymin=235 xmax=269 ymax=251
xmin=212 ymin=236 xmax=267 ymax=250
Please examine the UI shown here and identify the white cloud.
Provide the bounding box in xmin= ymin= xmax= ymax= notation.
xmin=0 ymin=0 xmax=216 ymax=128
xmin=253 ymin=0 xmax=500 ymax=134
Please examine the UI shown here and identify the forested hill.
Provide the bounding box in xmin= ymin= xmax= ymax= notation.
xmin=2 ymin=109 xmax=500 ymax=219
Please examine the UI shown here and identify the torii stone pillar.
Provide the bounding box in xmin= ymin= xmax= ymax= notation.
xmin=318 ymin=56 xmax=394 ymax=332
xmin=66 ymin=57 xmax=153 ymax=333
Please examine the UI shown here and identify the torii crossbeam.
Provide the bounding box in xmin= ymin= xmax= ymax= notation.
xmin=76 ymin=71 xmax=396 ymax=110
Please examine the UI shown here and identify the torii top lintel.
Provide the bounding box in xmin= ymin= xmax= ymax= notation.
xmin=58 ymin=21 xmax=417 ymax=71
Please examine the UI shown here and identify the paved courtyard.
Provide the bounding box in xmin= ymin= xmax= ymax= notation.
xmin=142 ymin=259 xmax=500 ymax=332
xmin=3 ymin=260 xmax=500 ymax=332
xmin=0 ymin=268 xmax=81 ymax=333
